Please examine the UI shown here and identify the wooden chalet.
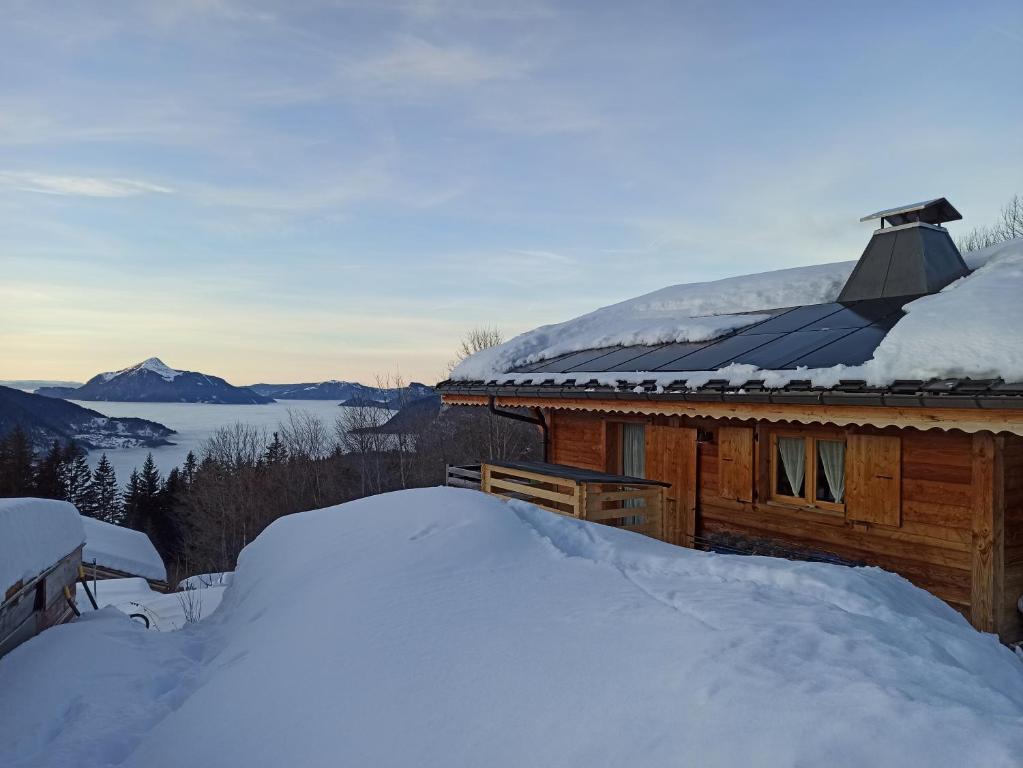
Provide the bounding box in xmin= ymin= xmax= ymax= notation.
xmin=439 ymin=199 xmax=1023 ymax=643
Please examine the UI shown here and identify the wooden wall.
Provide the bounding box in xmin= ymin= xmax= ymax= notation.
xmin=1002 ymin=435 xmax=1023 ymax=641
xmin=700 ymin=426 xmax=975 ymax=617
xmin=547 ymin=408 xmax=1022 ymax=642
xmin=549 ymin=410 xmax=606 ymax=471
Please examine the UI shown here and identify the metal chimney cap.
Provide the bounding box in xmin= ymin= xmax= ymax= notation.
xmin=860 ymin=197 xmax=962 ymax=227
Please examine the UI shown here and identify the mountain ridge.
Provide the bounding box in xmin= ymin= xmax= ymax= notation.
xmin=37 ymin=358 xmax=273 ymax=405
xmin=0 ymin=385 xmax=175 ymax=450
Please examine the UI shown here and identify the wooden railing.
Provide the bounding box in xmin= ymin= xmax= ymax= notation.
xmin=445 ymin=464 xmax=483 ymax=491
xmin=480 ymin=463 xmax=665 ymax=540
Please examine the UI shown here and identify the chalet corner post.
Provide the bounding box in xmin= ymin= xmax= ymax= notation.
xmin=970 ymin=431 xmax=1005 ymax=636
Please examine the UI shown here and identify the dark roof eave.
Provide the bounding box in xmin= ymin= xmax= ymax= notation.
xmin=436 ymin=381 xmax=1023 ymax=411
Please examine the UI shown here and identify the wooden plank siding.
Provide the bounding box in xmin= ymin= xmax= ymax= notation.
xmin=549 ymin=411 xmax=606 ymax=472
xmin=546 ymin=408 xmax=1023 ymax=641
xmin=1000 ymin=435 xmax=1023 ymax=641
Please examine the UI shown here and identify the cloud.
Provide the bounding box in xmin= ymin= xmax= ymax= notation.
xmin=345 ymin=36 xmax=529 ymax=87
xmin=0 ymin=171 xmax=173 ymax=198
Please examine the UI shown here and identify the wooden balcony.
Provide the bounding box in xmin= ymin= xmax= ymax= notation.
xmin=473 ymin=460 xmax=669 ymax=540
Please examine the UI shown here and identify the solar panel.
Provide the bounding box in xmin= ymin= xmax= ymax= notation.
xmin=600 ymin=341 xmax=711 ymax=372
xmin=736 ymin=303 xmax=847 ymax=335
xmin=730 ymin=328 xmax=856 ymax=369
xmin=566 ymin=345 xmax=671 ymax=372
xmin=786 ymin=323 xmax=894 ymax=368
xmin=653 ymin=333 xmax=784 ymax=371
xmin=517 ymin=347 xmax=620 ymax=373
xmin=798 ymin=297 xmax=908 ymax=331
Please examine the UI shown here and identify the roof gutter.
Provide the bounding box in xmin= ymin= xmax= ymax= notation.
xmin=437 ymin=383 xmax=1023 ymax=412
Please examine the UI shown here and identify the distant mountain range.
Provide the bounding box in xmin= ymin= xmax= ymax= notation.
xmin=36 ymin=358 xmax=273 ymax=405
xmin=0 ymin=385 xmax=175 ymax=450
xmin=251 ymin=381 xmax=436 ymax=409
xmin=0 ymin=379 xmax=84 ymax=392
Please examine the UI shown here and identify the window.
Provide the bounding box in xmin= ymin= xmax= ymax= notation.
xmin=770 ymin=432 xmax=845 ymax=511
xmin=620 ymin=423 xmax=646 ymax=523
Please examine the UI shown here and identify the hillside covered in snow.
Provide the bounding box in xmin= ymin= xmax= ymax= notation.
xmin=2 ymin=488 xmax=1022 ymax=767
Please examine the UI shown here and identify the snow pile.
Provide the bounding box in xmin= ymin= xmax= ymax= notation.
xmin=0 ymin=499 xmax=84 ymax=596
xmin=451 ymin=239 xmax=1023 ymax=387
xmin=867 ymin=237 xmax=1023 ymax=382
xmin=2 ymin=488 xmax=1023 ymax=767
xmin=81 ymin=516 xmax=167 ymax=582
xmin=77 ymin=577 xmax=227 ymax=632
xmin=177 ymin=572 xmax=233 ymax=590
xmin=451 ymin=261 xmax=854 ymax=380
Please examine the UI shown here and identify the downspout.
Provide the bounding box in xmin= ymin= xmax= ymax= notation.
xmin=488 ymin=395 xmax=549 ymax=462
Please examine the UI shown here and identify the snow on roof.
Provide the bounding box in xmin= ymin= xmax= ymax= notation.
xmin=0 ymin=498 xmax=85 ymax=597
xmin=82 ymin=516 xmax=167 ymax=582
xmin=3 ymin=488 xmax=1023 ymax=765
xmin=450 ymin=238 xmax=1023 ymax=388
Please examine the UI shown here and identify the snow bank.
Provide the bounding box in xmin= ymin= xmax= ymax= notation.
xmin=82 ymin=516 xmax=167 ymax=582
xmin=0 ymin=498 xmax=84 ymax=596
xmin=177 ymin=572 xmax=233 ymax=590
xmin=77 ymin=577 xmax=226 ymax=632
xmin=451 ymin=261 xmax=854 ymax=380
xmin=2 ymin=488 xmax=1022 ymax=767
xmin=452 ymin=239 xmax=1023 ymax=387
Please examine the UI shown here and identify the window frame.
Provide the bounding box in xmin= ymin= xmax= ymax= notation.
xmin=768 ymin=430 xmax=846 ymax=514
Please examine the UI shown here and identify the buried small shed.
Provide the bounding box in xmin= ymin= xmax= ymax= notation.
xmin=0 ymin=499 xmax=85 ymax=657
xmin=81 ymin=516 xmax=168 ymax=591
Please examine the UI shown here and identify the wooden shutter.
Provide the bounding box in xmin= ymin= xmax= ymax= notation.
xmin=718 ymin=426 xmax=754 ymax=503
xmin=646 ymin=426 xmax=698 ymax=546
xmin=846 ymin=434 xmax=901 ymax=526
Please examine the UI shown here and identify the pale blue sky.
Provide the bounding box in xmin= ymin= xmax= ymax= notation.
xmin=2 ymin=0 xmax=1020 ymax=384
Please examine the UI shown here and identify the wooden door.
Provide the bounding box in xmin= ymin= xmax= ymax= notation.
xmin=646 ymin=425 xmax=698 ymax=547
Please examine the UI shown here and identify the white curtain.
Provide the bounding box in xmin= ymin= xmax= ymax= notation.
xmin=622 ymin=424 xmax=646 ymax=518
xmin=817 ymin=440 xmax=846 ymax=503
xmin=777 ymin=437 xmax=805 ymax=496
xmin=622 ymin=424 xmax=646 ymax=478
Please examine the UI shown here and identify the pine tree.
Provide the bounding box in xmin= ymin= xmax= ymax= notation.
xmin=64 ymin=443 xmax=95 ymax=513
xmin=130 ymin=453 xmax=163 ymax=535
xmin=264 ymin=431 xmax=287 ymax=465
xmin=182 ymin=451 xmax=198 ymax=487
xmin=152 ymin=467 xmax=185 ymax=561
xmin=123 ymin=468 xmax=143 ymax=530
xmin=0 ymin=426 xmax=36 ymax=497
xmin=91 ymin=454 xmax=121 ymax=523
xmin=34 ymin=440 xmax=67 ymax=499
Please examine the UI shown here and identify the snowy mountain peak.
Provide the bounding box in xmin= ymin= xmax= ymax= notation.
xmin=103 ymin=357 xmax=183 ymax=382
xmin=133 ymin=357 xmax=182 ymax=381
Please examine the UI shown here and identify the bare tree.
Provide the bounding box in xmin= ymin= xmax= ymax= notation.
xmin=447 ymin=326 xmax=503 ymax=374
xmin=956 ymin=193 xmax=1023 ymax=253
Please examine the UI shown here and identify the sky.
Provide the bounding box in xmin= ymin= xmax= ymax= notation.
xmin=1 ymin=0 xmax=1021 ymax=386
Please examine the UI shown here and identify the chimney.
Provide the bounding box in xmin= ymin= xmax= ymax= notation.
xmin=837 ymin=197 xmax=970 ymax=302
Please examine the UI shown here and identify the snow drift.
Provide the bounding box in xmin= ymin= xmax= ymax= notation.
xmin=2 ymin=488 xmax=1022 ymax=767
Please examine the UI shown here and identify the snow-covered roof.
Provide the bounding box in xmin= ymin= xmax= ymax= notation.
xmin=448 ymin=237 xmax=1023 ymax=391
xmin=82 ymin=516 xmax=167 ymax=582
xmin=4 ymin=488 xmax=1023 ymax=764
xmin=0 ymin=498 xmax=85 ymax=597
